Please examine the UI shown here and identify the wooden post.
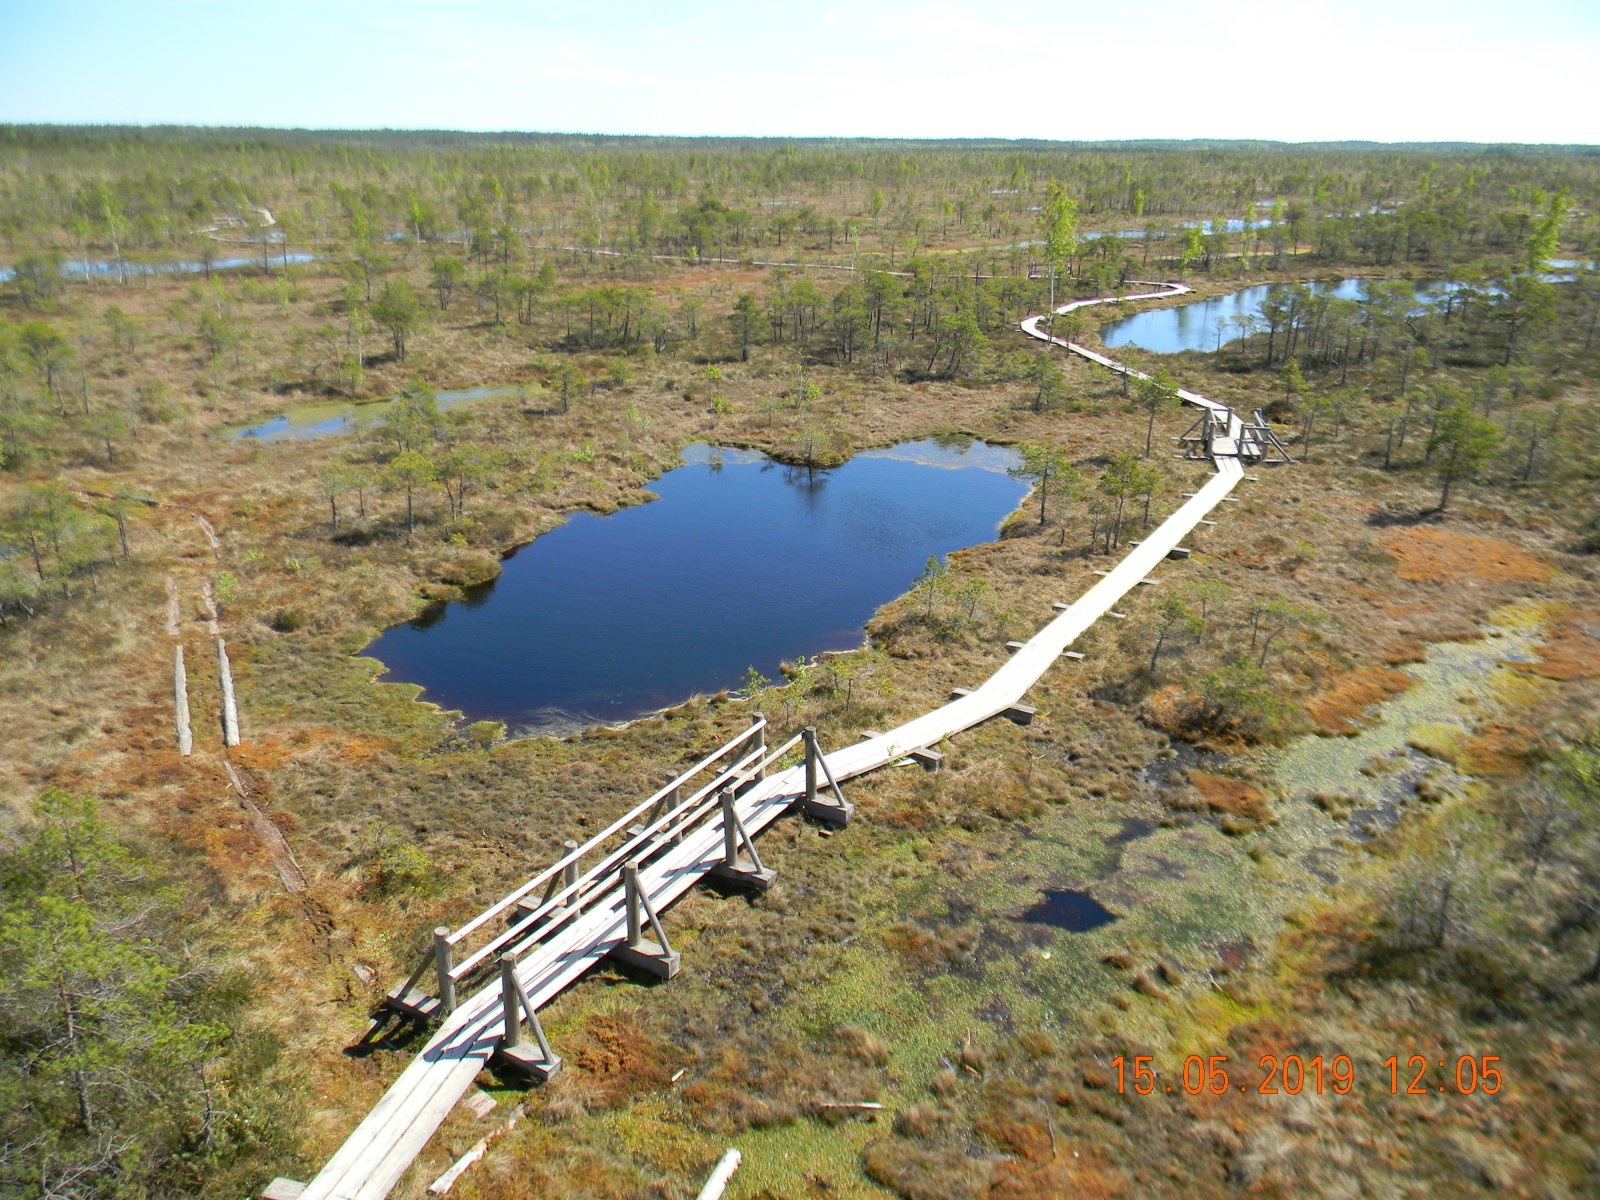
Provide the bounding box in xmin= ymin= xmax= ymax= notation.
xmin=799 ymin=726 xmax=852 ymax=826
xmin=496 ymin=953 xmax=560 ymax=1080
xmin=562 ymin=839 xmax=580 ymax=911
xmin=803 ymin=726 xmax=818 ymax=807
xmin=499 ymin=957 xmax=523 ymax=1052
xmin=217 ymin=637 xmax=241 ymax=747
xmin=719 ymin=789 xmax=739 ymax=868
xmin=434 ymin=927 xmax=457 ymax=1014
xmin=624 ymin=862 xmax=644 ymax=948
xmin=173 ymin=645 xmax=192 ymax=756
xmin=748 ymin=713 xmax=767 ymax=781
xmin=710 ymin=789 xmax=774 ymax=890
xmin=611 ymin=859 xmax=680 ymax=978
xmin=667 ymin=784 xmax=684 ymax=841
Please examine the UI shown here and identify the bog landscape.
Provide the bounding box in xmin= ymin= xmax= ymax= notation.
xmin=2 ymin=99 xmax=1599 ymax=1200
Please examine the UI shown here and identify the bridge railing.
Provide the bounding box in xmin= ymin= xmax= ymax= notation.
xmin=383 ymin=716 xmax=773 ymax=1015
xmin=495 ymin=728 xmax=809 ymax=964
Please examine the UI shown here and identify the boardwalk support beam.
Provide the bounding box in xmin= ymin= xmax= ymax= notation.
xmin=380 ymin=940 xmax=444 ymax=1023
xmin=494 ymin=955 xmax=561 ymax=1081
xmin=950 ymin=687 xmax=1034 ymax=725
xmin=799 ymin=726 xmax=853 ymax=826
xmin=611 ymin=860 xmax=680 ymax=979
xmin=708 ymin=789 xmax=775 ymax=890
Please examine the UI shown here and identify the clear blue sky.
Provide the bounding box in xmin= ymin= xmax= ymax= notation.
xmin=1 ymin=0 xmax=1596 ymax=143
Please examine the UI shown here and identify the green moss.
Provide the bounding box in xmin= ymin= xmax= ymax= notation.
xmin=467 ymin=719 xmax=505 ymax=747
xmin=1407 ymin=721 xmax=1467 ymax=764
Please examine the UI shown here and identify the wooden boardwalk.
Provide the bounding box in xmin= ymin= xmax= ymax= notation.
xmin=291 ymin=283 xmax=1273 ymax=1200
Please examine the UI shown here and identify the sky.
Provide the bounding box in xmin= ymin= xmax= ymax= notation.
xmin=1 ymin=0 xmax=1597 ymax=144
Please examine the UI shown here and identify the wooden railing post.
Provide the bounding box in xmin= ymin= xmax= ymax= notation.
xmin=803 ymin=726 xmax=819 ymax=807
xmin=495 ymin=951 xmax=561 ymax=1081
xmin=500 ymin=956 xmax=523 ymax=1052
xmin=749 ymin=713 xmax=767 ymax=781
xmin=563 ymin=839 xmax=580 ymax=911
xmin=624 ymin=861 xmax=644 ymax=949
xmin=799 ymin=726 xmax=853 ymax=827
xmin=433 ymin=926 xmax=457 ymax=1014
xmin=710 ymin=789 xmax=774 ymax=891
xmin=611 ymin=859 xmax=679 ymax=978
xmin=719 ymin=789 xmax=740 ymax=868
xmin=666 ymin=782 xmax=684 ymax=842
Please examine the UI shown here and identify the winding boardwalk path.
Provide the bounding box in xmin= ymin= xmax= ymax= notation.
xmin=295 ymin=281 xmax=1258 ymax=1200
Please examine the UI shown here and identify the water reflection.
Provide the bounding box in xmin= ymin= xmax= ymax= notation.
xmin=363 ymin=438 xmax=1027 ymax=734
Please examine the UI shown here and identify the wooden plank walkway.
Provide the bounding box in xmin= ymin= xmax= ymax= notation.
xmin=295 ymin=282 xmax=1262 ymax=1200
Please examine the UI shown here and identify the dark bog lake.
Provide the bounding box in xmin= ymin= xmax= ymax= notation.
xmin=364 ymin=438 xmax=1027 ymax=734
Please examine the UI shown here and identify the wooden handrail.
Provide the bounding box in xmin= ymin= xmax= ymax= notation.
xmin=492 ymin=733 xmax=804 ymax=970
xmin=451 ymin=734 xmax=800 ymax=984
xmin=447 ymin=718 xmax=767 ymax=947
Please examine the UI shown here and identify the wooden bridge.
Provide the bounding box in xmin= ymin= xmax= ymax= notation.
xmin=281 ymin=282 xmax=1288 ymax=1200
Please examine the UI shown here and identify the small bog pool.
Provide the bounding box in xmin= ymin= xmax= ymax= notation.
xmin=363 ymin=438 xmax=1028 ymax=734
xmin=1019 ymin=889 xmax=1118 ymax=932
xmin=222 ymin=385 xmax=514 ymax=443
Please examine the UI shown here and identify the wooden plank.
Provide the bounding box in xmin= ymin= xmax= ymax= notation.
xmin=383 ymin=987 xmax=442 ymax=1021
xmin=217 ymin=637 xmax=241 ymax=747
xmin=173 ymin=646 xmax=192 ymax=756
xmin=696 ymin=1149 xmax=743 ymax=1200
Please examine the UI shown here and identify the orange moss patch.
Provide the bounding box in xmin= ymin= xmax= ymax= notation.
xmin=233 ymin=727 xmax=394 ymax=771
xmin=1381 ymin=638 xmax=1427 ymax=666
xmin=566 ymin=1013 xmax=669 ymax=1108
xmin=987 ymin=1153 xmax=1128 ymax=1199
xmin=1382 ymin=527 xmax=1552 ymax=585
xmin=1141 ymin=684 xmax=1191 ymax=736
xmin=1304 ymin=666 xmax=1415 ymax=734
xmin=1460 ymin=722 xmax=1540 ymax=776
xmin=1515 ymin=609 xmax=1600 ymax=682
xmin=1188 ymin=771 xmax=1272 ymax=825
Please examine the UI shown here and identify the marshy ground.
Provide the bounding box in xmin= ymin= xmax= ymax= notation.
xmin=3 ymin=136 xmax=1598 ymax=1198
